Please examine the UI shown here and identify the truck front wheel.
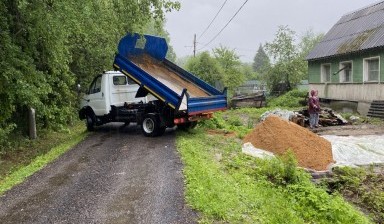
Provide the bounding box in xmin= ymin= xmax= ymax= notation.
xmin=141 ymin=114 xmax=164 ymax=137
xmin=86 ymin=114 xmax=95 ymax=131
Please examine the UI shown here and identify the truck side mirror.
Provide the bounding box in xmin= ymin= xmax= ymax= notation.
xmin=77 ymin=83 xmax=81 ymax=93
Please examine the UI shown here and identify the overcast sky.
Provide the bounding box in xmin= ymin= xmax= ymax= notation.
xmin=165 ymin=0 xmax=382 ymax=63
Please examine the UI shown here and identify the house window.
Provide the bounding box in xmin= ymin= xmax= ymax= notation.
xmin=364 ymin=57 xmax=380 ymax=82
xmin=339 ymin=61 xmax=352 ymax=83
xmin=321 ymin=64 xmax=331 ymax=82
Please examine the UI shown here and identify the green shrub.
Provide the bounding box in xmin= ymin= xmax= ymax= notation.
xmin=321 ymin=166 xmax=384 ymax=223
xmin=255 ymin=150 xmax=306 ymax=186
xmin=199 ymin=115 xmax=226 ymax=129
xmin=268 ymin=89 xmax=308 ymax=108
xmin=226 ymin=116 xmax=243 ymax=126
xmin=0 ymin=123 xmax=16 ymax=151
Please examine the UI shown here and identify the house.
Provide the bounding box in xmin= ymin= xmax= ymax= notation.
xmin=307 ymin=1 xmax=384 ymax=116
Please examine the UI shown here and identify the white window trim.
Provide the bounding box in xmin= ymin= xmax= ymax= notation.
xmin=320 ymin=63 xmax=331 ymax=83
xmin=363 ymin=56 xmax=380 ymax=83
xmin=339 ymin=61 xmax=353 ymax=83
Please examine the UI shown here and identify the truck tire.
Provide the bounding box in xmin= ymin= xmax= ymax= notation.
xmin=141 ymin=114 xmax=162 ymax=137
xmin=86 ymin=114 xmax=95 ymax=131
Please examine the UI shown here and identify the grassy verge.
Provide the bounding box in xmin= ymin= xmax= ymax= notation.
xmin=176 ymin=108 xmax=372 ymax=223
xmin=321 ymin=166 xmax=384 ymax=223
xmin=0 ymin=121 xmax=87 ymax=195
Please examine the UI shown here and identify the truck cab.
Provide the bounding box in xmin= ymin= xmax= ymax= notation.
xmin=81 ymin=71 xmax=148 ymax=115
xmin=79 ymin=71 xmax=156 ymax=131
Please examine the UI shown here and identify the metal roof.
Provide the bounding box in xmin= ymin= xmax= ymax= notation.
xmin=307 ymin=1 xmax=384 ymax=61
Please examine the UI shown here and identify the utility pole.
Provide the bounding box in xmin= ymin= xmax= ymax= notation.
xmin=193 ymin=34 xmax=196 ymax=57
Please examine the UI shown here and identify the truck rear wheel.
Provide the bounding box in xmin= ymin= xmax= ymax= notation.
xmin=141 ymin=114 xmax=164 ymax=137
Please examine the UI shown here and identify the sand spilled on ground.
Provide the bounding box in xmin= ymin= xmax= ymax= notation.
xmin=243 ymin=115 xmax=334 ymax=171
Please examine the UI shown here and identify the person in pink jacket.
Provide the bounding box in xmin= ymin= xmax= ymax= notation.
xmin=308 ymin=89 xmax=320 ymax=128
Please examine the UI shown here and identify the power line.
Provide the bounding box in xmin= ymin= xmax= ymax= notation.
xmin=198 ymin=0 xmax=229 ymax=40
xmin=197 ymin=0 xmax=249 ymax=51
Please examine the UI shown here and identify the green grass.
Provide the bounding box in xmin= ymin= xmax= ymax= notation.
xmin=268 ymin=89 xmax=308 ymax=108
xmin=0 ymin=121 xmax=87 ymax=195
xmin=321 ymin=166 xmax=384 ymax=223
xmin=177 ymin=107 xmax=372 ymax=223
xmin=199 ymin=107 xmax=270 ymax=138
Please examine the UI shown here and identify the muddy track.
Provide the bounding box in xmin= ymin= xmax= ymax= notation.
xmin=0 ymin=124 xmax=197 ymax=224
xmin=313 ymin=124 xmax=384 ymax=136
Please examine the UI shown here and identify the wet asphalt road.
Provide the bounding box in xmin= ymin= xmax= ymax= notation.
xmin=0 ymin=123 xmax=197 ymax=224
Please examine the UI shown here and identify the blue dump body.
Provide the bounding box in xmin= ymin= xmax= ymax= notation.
xmin=113 ymin=33 xmax=227 ymax=115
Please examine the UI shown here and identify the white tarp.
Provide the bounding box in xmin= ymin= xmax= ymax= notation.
xmin=243 ymin=135 xmax=384 ymax=168
xmin=323 ymin=135 xmax=384 ymax=167
xmin=242 ymin=142 xmax=274 ymax=159
xmin=259 ymin=109 xmax=295 ymax=121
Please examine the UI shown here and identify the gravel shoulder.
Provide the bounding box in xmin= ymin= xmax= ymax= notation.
xmin=0 ymin=123 xmax=197 ymax=224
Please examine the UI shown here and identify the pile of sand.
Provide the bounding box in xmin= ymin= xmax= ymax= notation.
xmin=243 ymin=115 xmax=334 ymax=171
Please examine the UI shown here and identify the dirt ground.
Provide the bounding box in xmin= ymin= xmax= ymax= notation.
xmin=312 ymin=123 xmax=384 ymax=136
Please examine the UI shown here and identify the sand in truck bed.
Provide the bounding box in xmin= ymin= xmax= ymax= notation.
xmin=129 ymin=54 xmax=210 ymax=98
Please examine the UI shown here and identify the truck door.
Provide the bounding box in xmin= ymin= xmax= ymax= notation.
xmin=110 ymin=74 xmax=145 ymax=105
xmin=87 ymin=75 xmax=107 ymax=116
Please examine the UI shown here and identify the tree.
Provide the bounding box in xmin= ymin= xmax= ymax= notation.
xmin=0 ymin=0 xmax=180 ymax=147
xmin=213 ymin=46 xmax=245 ymax=92
xmin=241 ymin=63 xmax=258 ymax=80
xmin=253 ymin=44 xmax=270 ymax=73
xmin=185 ymin=51 xmax=223 ymax=87
xmin=264 ymin=26 xmax=323 ymax=95
xmin=296 ymin=29 xmax=324 ymax=80
xmin=298 ymin=29 xmax=324 ymax=59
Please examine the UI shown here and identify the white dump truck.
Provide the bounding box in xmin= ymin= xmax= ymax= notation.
xmin=79 ymin=33 xmax=227 ymax=137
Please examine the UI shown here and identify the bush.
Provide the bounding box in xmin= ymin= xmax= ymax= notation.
xmin=0 ymin=123 xmax=16 ymax=151
xmin=199 ymin=115 xmax=226 ymax=129
xmin=268 ymin=89 xmax=308 ymax=108
xmin=256 ymin=150 xmax=306 ymax=186
xmin=321 ymin=166 xmax=384 ymax=223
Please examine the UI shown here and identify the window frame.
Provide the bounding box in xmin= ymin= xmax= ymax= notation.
xmin=113 ymin=75 xmax=128 ymax=85
xmin=339 ymin=61 xmax=353 ymax=83
xmin=363 ymin=56 xmax=380 ymax=82
xmin=88 ymin=75 xmax=102 ymax=94
xmin=112 ymin=75 xmax=137 ymax=86
xmin=127 ymin=77 xmax=136 ymax=85
xmin=321 ymin=63 xmax=331 ymax=83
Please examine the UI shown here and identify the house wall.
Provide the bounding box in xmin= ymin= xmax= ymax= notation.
xmin=309 ymin=83 xmax=384 ymax=102
xmin=308 ymin=50 xmax=384 ymax=102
